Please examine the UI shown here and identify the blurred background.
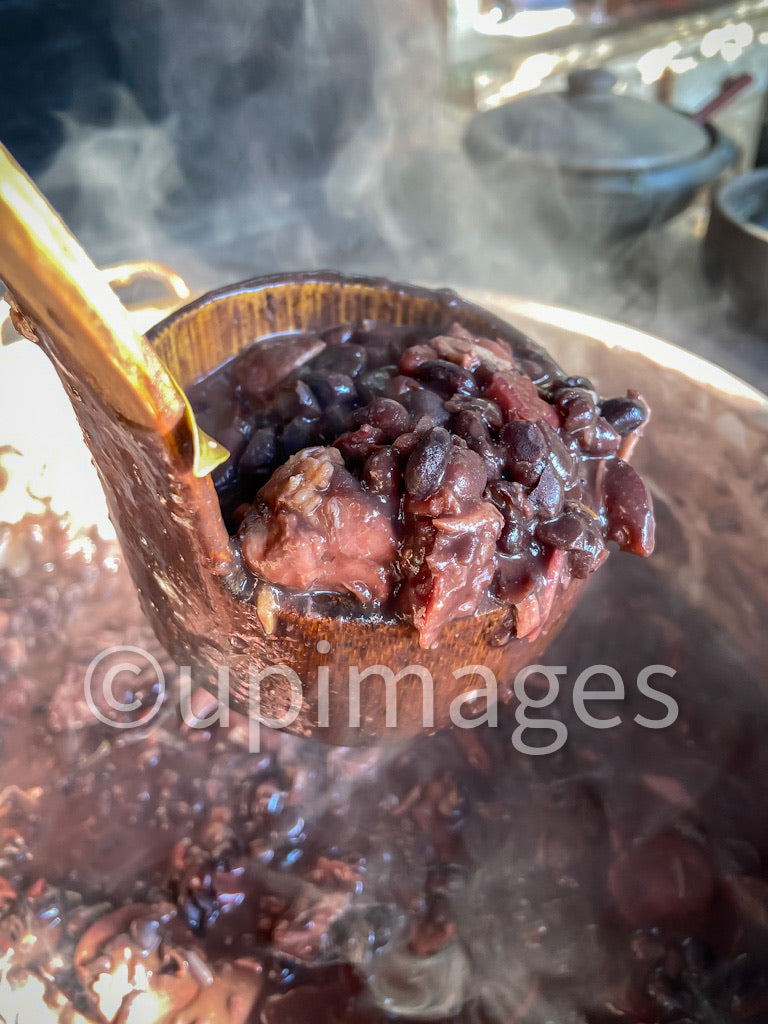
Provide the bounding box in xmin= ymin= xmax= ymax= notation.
xmin=1 ymin=0 xmax=767 ymax=388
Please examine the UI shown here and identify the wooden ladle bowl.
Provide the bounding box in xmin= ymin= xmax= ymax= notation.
xmin=140 ymin=272 xmax=587 ymax=745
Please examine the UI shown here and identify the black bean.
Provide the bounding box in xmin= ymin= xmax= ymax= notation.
xmin=535 ymin=508 xmax=584 ymax=550
xmin=210 ymin=417 xmax=251 ymax=489
xmin=681 ymin=937 xmax=716 ymax=979
xmin=599 ymin=396 xmax=648 ymax=436
xmin=392 ymin=429 xmax=421 ymax=457
xmin=444 ymin=396 xmax=503 ymax=430
xmin=272 ymin=379 xmax=321 ymax=421
xmin=318 ymin=405 xmax=353 ymax=441
xmin=194 ymin=391 xmax=242 ymax=439
xmin=535 ymin=505 xmax=604 ymax=577
xmin=398 ymin=344 xmax=438 ymax=375
xmin=363 ymin=446 xmax=401 ymax=500
xmin=582 ymin=416 xmax=621 ymax=456
xmin=415 ymin=360 xmax=478 ymax=398
xmin=354 ymin=398 xmax=411 ymax=440
xmin=300 ymin=371 xmax=357 ymax=409
xmin=358 ymin=366 xmax=396 ymax=402
xmin=453 ymin=410 xmax=503 ymax=482
xmin=500 ymin=420 xmax=547 ymax=487
xmin=214 ymin=416 xmax=252 ymax=454
xmin=385 ymin=374 xmax=423 ymax=400
xmin=402 ymin=387 xmax=451 ymax=426
xmin=442 ymin=447 xmax=488 ymax=501
xmin=530 ymin=464 xmax=564 ymax=518
xmin=412 ymin=414 xmax=437 ymax=435
xmin=310 ymin=344 xmax=367 ymax=377
xmin=472 ymin=362 xmax=495 ymax=390
xmin=539 ymin=421 xmax=577 ymax=485
xmin=239 ymin=426 xmax=277 ymax=473
xmin=603 ymin=458 xmax=655 ymax=556
xmin=212 ymin=455 xmax=240 ymax=491
xmin=514 ymin=355 xmax=553 ymax=387
xmin=236 ymin=333 xmax=325 ymax=396
xmin=354 ymin=321 xmax=428 ymax=364
xmin=279 ymin=416 xmax=321 ymax=457
xmin=404 ymin=426 xmax=452 ymax=499
xmin=247 ymin=408 xmax=277 ymax=431
xmin=479 ymin=443 xmax=504 ymax=484
xmin=458 ymin=408 xmax=495 ymax=440
xmin=555 ymin=388 xmax=597 ymax=434
xmin=182 ymin=900 xmax=205 ymax=934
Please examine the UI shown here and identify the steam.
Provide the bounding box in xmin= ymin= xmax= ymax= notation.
xmin=30 ymin=0 xmax=579 ymax=300
xmin=22 ymin=0 xmax=751 ymax=381
xmin=38 ymin=87 xmax=194 ymax=274
xmin=37 ymin=0 xmax=380 ymax=291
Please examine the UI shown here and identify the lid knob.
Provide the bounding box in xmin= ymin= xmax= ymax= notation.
xmin=567 ymin=68 xmax=617 ymax=98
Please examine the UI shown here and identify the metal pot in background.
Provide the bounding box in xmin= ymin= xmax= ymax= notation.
xmin=704 ymin=167 xmax=768 ymax=335
xmin=464 ymin=69 xmax=739 ymax=246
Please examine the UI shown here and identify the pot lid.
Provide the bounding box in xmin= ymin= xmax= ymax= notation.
xmin=470 ymin=69 xmax=711 ymax=174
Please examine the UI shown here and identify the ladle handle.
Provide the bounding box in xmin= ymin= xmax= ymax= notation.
xmin=690 ymin=73 xmax=753 ymax=125
xmin=0 ymin=143 xmax=184 ymax=434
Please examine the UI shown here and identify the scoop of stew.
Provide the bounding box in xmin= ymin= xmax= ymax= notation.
xmin=188 ymin=320 xmax=654 ymax=647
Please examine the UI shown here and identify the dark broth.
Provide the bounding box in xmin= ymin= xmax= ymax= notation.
xmin=0 ymin=502 xmax=765 ymax=1021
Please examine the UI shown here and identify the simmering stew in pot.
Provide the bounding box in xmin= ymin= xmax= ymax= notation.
xmin=1 ymin=316 xmax=765 ymax=1023
xmin=0 ymin=497 xmax=766 ymax=1022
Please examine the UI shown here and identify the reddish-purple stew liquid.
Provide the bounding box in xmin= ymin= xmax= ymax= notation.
xmin=0 ymin=506 xmax=765 ymax=1022
xmin=0 ymin=321 xmax=759 ymax=1023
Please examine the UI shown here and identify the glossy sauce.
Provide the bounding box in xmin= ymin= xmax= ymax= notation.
xmin=188 ymin=320 xmax=654 ymax=649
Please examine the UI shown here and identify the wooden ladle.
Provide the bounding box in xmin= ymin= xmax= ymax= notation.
xmin=0 ymin=144 xmax=585 ymax=745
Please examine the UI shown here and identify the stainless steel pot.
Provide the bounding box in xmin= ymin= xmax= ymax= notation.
xmin=465 ymin=70 xmax=738 ymax=245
